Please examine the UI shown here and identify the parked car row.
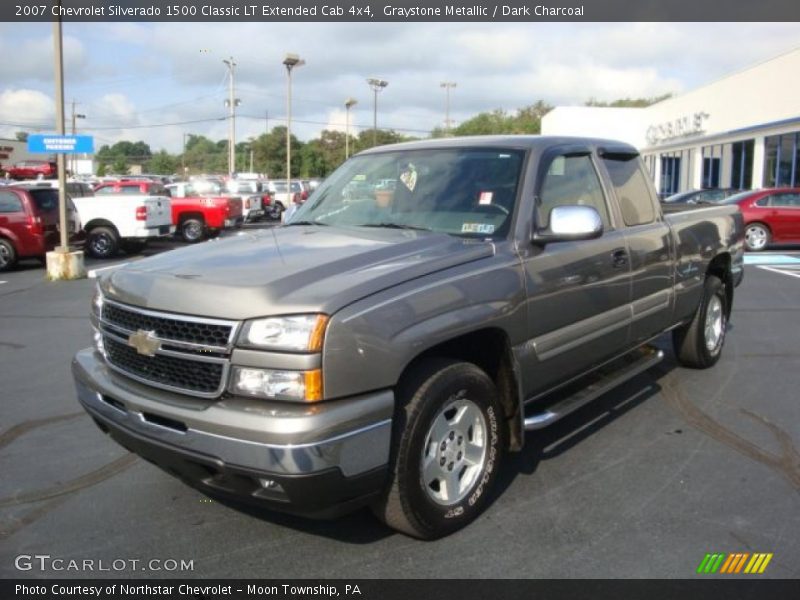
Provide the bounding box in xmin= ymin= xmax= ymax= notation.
xmin=662 ymin=187 xmax=800 ymax=251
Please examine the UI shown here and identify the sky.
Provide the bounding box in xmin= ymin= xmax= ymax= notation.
xmin=1 ymin=21 xmax=799 ymax=153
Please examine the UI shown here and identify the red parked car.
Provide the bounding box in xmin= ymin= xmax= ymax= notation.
xmin=4 ymin=160 xmax=57 ymax=181
xmin=0 ymin=185 xmax=84 ymax=271
xmin=165 ymin=182 xmax=244 ymax=242
xmin=721 ymin=188 xmax=800 ymax=251
xmin=94 ymin=180 xmax=170 ymax=196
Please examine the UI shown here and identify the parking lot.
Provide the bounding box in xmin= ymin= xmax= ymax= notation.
xmin=1 ymin=235 xmax=799 ymax=579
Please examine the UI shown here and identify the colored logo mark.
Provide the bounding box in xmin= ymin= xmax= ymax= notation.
xmin=697 ymin=552 xmax=773 ymax=574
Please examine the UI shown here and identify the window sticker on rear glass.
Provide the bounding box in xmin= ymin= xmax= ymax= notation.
xmin=461 ymin=223 xmax=495 ymax=234
xmin=478 ymin=191 xmax=493 ymax=205
xmin=400 ymin=163 xmax=417 ymax=191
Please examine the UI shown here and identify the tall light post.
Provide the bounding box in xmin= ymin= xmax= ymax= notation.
xmin=70 ymin=99 xmax=85 ymax=175
xmin=284 ymin=53 xmax=305 ymax=210
xmin=344 ymin=97 xmax=357 ymax=160
xmin=440 ymin=81 xmax=457 ymax=135
xmin=223 ymin=57 xmax=240 ymax=177
xmin=366 ymin=78 xmax=388 ymax=146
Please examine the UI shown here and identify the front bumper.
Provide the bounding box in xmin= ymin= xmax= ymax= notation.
xmin=72 ymin=348 xmax=393 ymax=517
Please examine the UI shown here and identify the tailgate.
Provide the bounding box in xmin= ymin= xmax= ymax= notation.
xmin=143 ymin=196 xmax=172 ymax=227
xmin=227 ymin=197 xmax=243 ymax=218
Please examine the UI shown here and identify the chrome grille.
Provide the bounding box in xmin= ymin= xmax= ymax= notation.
xmin=98 ymin=299 xmax=239 ymax=398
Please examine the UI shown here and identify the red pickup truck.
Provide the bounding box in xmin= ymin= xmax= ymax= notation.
xmin=4 ymin=160 xmax=58 ymax=181
xmin=165 ymin=182 xmax=243 ymax=242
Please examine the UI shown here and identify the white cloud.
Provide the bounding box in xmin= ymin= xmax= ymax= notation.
xmin=0 ymin=89 xmax=54 ymax=138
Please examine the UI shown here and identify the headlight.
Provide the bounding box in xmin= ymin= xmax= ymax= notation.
xmin=229 ymin=367 xmax=322 ymax=402
xmin=239 ymin=314 xmax=328 ymax=352
xmin=91 ymin=285 xmax=104 ymax=319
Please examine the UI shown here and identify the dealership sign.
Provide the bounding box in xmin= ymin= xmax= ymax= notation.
xmin=27 ymin=134 xmax=94 ymax=154
xmin=646 ymin=112 xmax=709 ymax=146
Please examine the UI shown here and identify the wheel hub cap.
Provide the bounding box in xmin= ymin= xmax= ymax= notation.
xmin=421 ymin=396 xmax=487 ymax=506
xmin=705 ymin=295 xmax=725 ymax=352
xmin=746 ymin=226 xmax=767 ymax=250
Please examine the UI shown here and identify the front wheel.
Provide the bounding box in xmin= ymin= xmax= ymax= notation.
xmin=744 ymin=223 xmax=770 ymax=252
xmin=673 ymin=275 xmax=728 ymax=368
xmin=372 ymin=359 xmax=505 ymax=539
xmin=267 ymin=202 xmax=284 ymax=221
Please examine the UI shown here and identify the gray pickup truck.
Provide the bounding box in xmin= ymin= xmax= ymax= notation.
xmin=73 ymin=136 xmax=744 ymax=539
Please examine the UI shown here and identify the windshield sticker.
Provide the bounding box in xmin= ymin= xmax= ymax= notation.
xmin=400 ymin=163 xmax=418 ymax=191
xmin=478 ymin=191 xmax=493 ymax=205
xmin=461 ymin=223 xmax=495 ymax=234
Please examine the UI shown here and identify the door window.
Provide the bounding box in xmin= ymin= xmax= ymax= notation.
xmin=538 ymin=155 xmax=610 ymax=229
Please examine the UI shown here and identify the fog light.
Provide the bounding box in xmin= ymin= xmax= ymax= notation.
xmin=230 ymin=367 xmax=322 ymax=402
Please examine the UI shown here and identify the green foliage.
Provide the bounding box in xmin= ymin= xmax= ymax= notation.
xmin=96 ymin=163 xmax=107 ymax=177
xmin=15 ymin=131 xmax=28 ymax=142
xmin=111 ymin=157 xmax=128 ymax=175
xmin=453 ymin=101 xmax=553 ymax=136
xmin=147 ymin=150 xmax=177 ymax=175
xmin=584 ymin=94 xmax=672 ymax=108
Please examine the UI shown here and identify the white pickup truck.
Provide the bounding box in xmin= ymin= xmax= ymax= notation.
xmin=15 ymin=180 xmax=174 ymax=258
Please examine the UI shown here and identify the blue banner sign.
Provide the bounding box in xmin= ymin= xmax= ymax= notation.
xmin=28 ymin=134 xmax=94 ymax=154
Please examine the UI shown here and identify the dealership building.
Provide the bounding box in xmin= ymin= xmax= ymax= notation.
xmin=541 ymin=47 xmax=800 ymax=197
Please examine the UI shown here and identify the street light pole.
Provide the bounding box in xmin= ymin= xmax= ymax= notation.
xmin=366 ymin=78 xmax=388 ymax=146
xmin=440 ymin=82 xmax=457 ymax=135
xmin=344 ymin=97 xmax=357 ymax=160
xmin=53 ymin=9 xmax=68 ymax=252
xmin=283 ymin=53 xmax=305 ymax=213
xmin=70 ymin=99 xmax=85 ymax=176
xmin=223 ymin=57 xmax=239 ymax=178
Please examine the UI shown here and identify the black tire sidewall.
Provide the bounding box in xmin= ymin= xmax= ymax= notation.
xmin=397 ymin=363 xmax=504 ymax=538
xmin=0 ymin=238 xmax=16 ymax=271
xmin=87 ymin=228 xmax=118 ymax=259
xmin=181 ymin=219 xmax=205 ymax=242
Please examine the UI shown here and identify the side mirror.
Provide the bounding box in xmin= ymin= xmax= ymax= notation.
xmin=532 ymin=205 xmax=603 ymax=245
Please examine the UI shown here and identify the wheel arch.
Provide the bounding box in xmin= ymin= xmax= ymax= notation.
xmin=706 ymin=252 xmax=733 ymax=317
xmin=84 ymin=219 xmax=119 ymax=235
xmin=396 ymin=328 xmax=523 ymax=452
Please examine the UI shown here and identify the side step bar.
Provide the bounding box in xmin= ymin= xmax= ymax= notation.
xmin=523 ymin=345 xmax=664 ymax=431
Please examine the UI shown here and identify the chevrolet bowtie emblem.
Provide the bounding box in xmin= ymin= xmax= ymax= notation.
xmin=127 ymin=330 xmax=161 ymax=357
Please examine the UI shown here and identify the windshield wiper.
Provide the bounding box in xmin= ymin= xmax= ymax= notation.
xmin=357 ymin=222 xmax=432 ymax=232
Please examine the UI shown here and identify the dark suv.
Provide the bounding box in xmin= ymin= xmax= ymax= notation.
xmin=0 ymin=186 xmax=84 ymax=271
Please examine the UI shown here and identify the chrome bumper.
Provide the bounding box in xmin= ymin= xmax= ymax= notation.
xmin=72 ymin=348 xmax=393 ymax=478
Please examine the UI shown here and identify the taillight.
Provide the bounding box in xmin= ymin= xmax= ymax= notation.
xmin=302 ymin=190 xmax=308 ymax=200
xmin=135 ymin=206 xmax=147 ymax=221
xmin=27 ymin=215 xmax=43 ymax=235
xmin=246 ymin=198 xmax=252 ymax=208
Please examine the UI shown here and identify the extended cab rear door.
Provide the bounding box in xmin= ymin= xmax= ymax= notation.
xmin=598 ymin=149 xmax=675 ymax=344
xmin=521 ymin=146 xmax=632 ymax=396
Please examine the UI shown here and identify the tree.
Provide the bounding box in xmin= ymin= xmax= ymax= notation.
xmin=111 ymin=157 xmax=128 ymax=175
xmin=585 ymin=94 xmax=672 ymax=108
xmin=96 ymin=163 xmax=107 ymax=177
xmin=147 ymin=150 xmax=177 ymax=174
xmin=15 ymin=131 xmax=28 ymax=142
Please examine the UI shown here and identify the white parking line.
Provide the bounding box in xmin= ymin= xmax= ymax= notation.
xmin=758 ymin=265 xmax=800 ymax=280
xmin=0 ymin=281 xmax=6 ymax=285
xmin=87 ymin=262 xmax=129 ymax=279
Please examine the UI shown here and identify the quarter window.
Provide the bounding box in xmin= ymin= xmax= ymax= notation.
xmin=603 ymin=156 xmax=656 ymax=226
xmin=0 ymin=191 xmax=23 ymax=213
xmin=538 ymin=155 xmax=610 ymax=229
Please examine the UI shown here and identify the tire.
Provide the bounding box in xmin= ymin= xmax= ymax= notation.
xmin=673 ymin=275 xmax=728 ymax=369
xmin=744 ymin=223 xmax=770 ymax=252
xmin=372 ymin=359 xmax=505 ymax=539
xmin=0 ymin=238 xmax=17 ymax=272
xmin=267 ymin=202 xmax=284 ymax=221
xmin=180 ymin=218 xmax=206 ymax=243
xmin=121 ymin=240 xmax=147 ymax=254
xmin=86 ymin=226 xmax=119 ymax=259
xmin=207 ymin=229 xmax=221 ymax=239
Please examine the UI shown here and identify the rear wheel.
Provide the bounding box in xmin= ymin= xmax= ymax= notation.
xmin=744 ymin=223 xmax=770 ymax=252
xmin=0 ymin=238 xmax=17 ymax=271
xmin=180 ymin=218 xmax=206 ymax=243
xmin=267 ymin=202 xmax=284 ymax=221
xmin=372 ymin=359 xmax=505 ymax=539
xmin=673 ymin=275 xmax=728 ymax=368
xmin=86 ymin=226 xmax=119 ymax=259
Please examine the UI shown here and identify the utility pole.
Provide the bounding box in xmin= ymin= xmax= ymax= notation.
xmin=283 ymin=53 xmax=305 ymax=212
xmin=182 ymin=133 xmax=188 ymax=179
xmin=440 ymin=82 xmax=457 ymax=134
xmin=345 ymin=98 xmax=357 ymax=160
xmin=70 ymin=99 xmax=85 ymax=176
xmin=53 ymin=12 xmax=68 ymax=252
xmin=223 ymin=57 xmax=239 ymax=178
xmin=366 ymin=78 xmax=388 ymax=146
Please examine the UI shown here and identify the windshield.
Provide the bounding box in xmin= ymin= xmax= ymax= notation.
xmin=287 ymin=147 xmax=524 ymax=237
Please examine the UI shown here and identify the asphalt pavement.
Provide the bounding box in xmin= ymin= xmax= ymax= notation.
xmin=1 ymin=235 xmax=799 ymax=579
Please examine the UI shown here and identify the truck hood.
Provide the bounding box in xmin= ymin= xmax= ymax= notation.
xmin=103 ymin=225 xmax=495 ymax=320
